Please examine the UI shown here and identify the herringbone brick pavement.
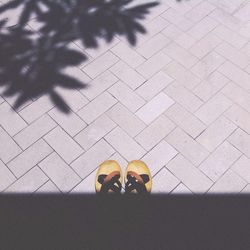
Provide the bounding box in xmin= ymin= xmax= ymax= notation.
xmin=1 ymin=0 xmax=250 ymax=194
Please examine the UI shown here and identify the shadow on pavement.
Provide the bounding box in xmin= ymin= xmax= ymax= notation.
xmin=0 ymin=0 xmax=158 ymax=113
xmin=0 ymin=194 xmax=250 ymax=250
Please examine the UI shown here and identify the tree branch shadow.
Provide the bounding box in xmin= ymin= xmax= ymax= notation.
xmin=0 ymin=0 xmax=158 ymax=113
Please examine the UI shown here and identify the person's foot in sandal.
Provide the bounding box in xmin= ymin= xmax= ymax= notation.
xmin=124 ymin=160 xmax=152 ymax=194
xmin=95 ymin=160 xmax=122 ymax=194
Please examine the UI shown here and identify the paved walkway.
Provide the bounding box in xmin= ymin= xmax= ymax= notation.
xmin=1 ymin=0 xmax=250 ymax=194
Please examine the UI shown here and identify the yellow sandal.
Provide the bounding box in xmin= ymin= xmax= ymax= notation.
xmin=95 ymin=160 xmax=122 ymax=193
xmin=124 ymin=160 xmax=152 ymax=194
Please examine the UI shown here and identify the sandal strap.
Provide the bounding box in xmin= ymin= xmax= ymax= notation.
xmin=125 ymin=171 xmax=148 ymax=194
xmin=98 ymin=171 xmax=122 ymax=193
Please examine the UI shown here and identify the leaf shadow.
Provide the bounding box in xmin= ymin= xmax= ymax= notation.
xmin=0 ymin=0 xmax=158 ymax=113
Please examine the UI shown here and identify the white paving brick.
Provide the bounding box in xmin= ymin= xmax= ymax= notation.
xmin=228 ymin=129 xmax=250 ymax=158
xmin=109 ymin=152 xmax=128 ymax=174
xmin=171 ymin=183 xmax=193 ymax=194
xmin=234 ymin=2 xmax=250 ymax=22
xmin=28 ymin=16 xmax=47 ymax=31
xmin=188 ymin=16 xmax=218 ymax=40
xmin=0 ymin=102 xmax=27 ymax=136
xmin=166 ymin=0 xmax=194 ymax=15
xmin=208 ymin=170 xmax=246 ymax=193
xmin=167 ymin=154 xmax=212 ymax=194
xmin=199 ymin=141 xmax=241 ymax=181
xmin=212 ymin=25 xmax=247 ymax=49
xmin=209 ymin=8 xmax=242 ymax=31
xmin=137 ymin=33 xmax=171 ymax=59
xmin=44 ymin=127 xmax=83 ymax=164
xmin=163 ymin=42 xmax=198 ymax=69
xmin=215 ymin=42 xmax=249 ymax=68
xmin=0 ymin=3 xmax=22 ymax=27
xmin=241 ymin=37 xmax=250 ymax=48
xmin=8 ymin=140 xmax=53 ymax=178
xmin=71 ymin=139 xmax=115 ymax=179
xmin=0 ymin=127 xmax=21 ymax=164
xmin=196 ymin=116 xmax=237 ymax=152
xmin=163 ymin=61 xmax=201 ymax=90
xmin=0 ymin=160 xmax=16 ymax=191
xmin=39 ymin=152 xmax=81 ymax=193
xmin=192 ymin=71 xmax=229 ymax=102
xmin=136 ymin=71 xmax=174 ymax=101
xmin=82 ymin=71 xmax=118 ymax=100
xmin=188 ymin=1 xmax=207 ymax=9
xmin=105 ymin=127 xmax=145 ymax=161
xmin=19 ymin=96 xmax=54 ymax=124
xmin=0 ymin=90 xmax=32 ymax=113
xmin=161 ymin=7 xmax=193 ymax=31
xmin=54 ymin=87 xmax=89 ymax=112
xmin=107 ymin=103 xmax=145 ymax=137
xmin=232 ymin=155 xmax=250 ymax=183
xmin=78 ymin=92 xmax=117 ymax=124
xmin=185 ymin=1 xmax=215 ymax=23
xmin=195 ymin=93 xmax=232 ymax=125
xmin=165 ymin=103 xmax=206 ymax=138
xmin=152 ymin=168 xmax=180 ymax=193
xmin=136 ymin=52 xmax=172 ymax=78
xmin=190 ymin=33 xmax=222 ymax=59
xmin=36 ymin=181 xmax=60 ymax=193
xmin=14 ymin=114 xmax=57 ymax=150
xmin=162 ymin=24 xmax=183 ymax=40
xmin=173 ymin=32 xmax=196 ymax=50
xmin=164 ymin=82 xmax=203 ymax=113
xmin=75 ymin=114 xmax=116 ymax=151
xmin=239 ymin=23 xmax=250 ymax=39
xmin=191 ymin=52 xmax=225 ymax=79
xmin=82 ymin=51 xmax=119 ymax=78
xmin=85 ymin=38 xmax=119 ymax=58
xmin=162 ymin=7 xmax=188 ymax=25
xmin=241 ymin=184 xmax=250 ymax=193
xmin=222 ymin=82 xmax=250 ymax=113
xmin=110 ymin=61 xmax=145 ymax=90
xmin=63 ymin=65 xmax=91 ymax=84
xmin=142 ymin=140 xmax=178 ymax=176
xmin=5 ymin=167 xmax=48 ymax=193
xmin=111 ymin=42 xmax=145 ymax=68
xmin=71 ymin=169 xmax=97 ymax=193
xmin=209 ymin=0 xmax=245 ymax=15
xmin=245 ymin=64 xmax=250 ymax=74
xmin=166 ymin=128 xmax=209 ymax=166
xmin=135 ymin=115 xmax=175 ymax=151
xmin=78 ymin=54 xmax=94 ymax=69
xmin=48 ymin=108 xmax=86 ymax=137
xmin=224 ymin=105 xmax=250 ymax=134
xmin=108 ymin=81 xmax=145 ymax=112
xmin=136 ymin=16 xmax=170 ymax=45
xmin=136 ymin=92 xmax=175 ymax=125
xmin=218 ymin=61 xmax=250 ymax=91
